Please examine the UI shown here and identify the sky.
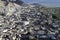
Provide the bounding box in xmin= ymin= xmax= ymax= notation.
xmin=22 ymin=0 xmax=60 ymax=7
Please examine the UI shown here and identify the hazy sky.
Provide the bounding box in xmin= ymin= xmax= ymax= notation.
xmin=22 ymin=0 xmax=60 ymax=7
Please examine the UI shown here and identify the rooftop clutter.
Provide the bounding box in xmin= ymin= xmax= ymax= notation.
xmin=0 ymin=0 xmax=60 ymax=40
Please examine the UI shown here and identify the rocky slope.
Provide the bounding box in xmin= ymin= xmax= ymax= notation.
xmin=0 ymin=0 xmax=60 ymax=40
